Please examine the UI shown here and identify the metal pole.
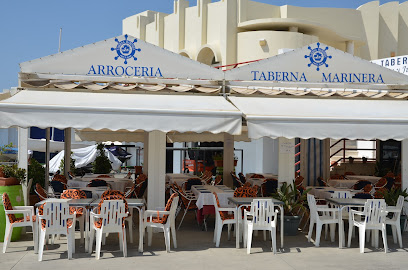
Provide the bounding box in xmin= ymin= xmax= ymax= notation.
xmin=45 ymin=128 xmax=50 ymax=190
xmin=58 ymin=28 xmax=62 ymax=53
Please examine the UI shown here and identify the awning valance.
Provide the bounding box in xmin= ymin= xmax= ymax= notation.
xmin=229 ymin=96 xmax=408 ymax=140
xmin=0 ymin=90 xmax=242 ymax=135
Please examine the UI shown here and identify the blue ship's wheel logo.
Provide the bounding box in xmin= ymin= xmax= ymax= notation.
xmin=111 ymin=34 xmax=141 ymax=64
xmin=305 ymin=42 xmax=332 ymax=71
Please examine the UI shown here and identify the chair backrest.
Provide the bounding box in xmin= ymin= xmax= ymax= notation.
xmin=294 ymin=175 xmax=304 ymax=187
xmin=101 ymin=190 xmax=124 ymax=198
xmin=362 ymin=199 xmax=386 ymax=227
xmin=87 ymin=179 xmax=108 ymax=187
xmin=39 ymin=201 xmax=72 ymax=232
xmin=261 ymin=179 xmax=278 ymax=197
xmin=396 ymin=195 xmax=404 ymax=212
xmin=231 ymin=172 xmax=243 ymax=188
xmin=61 ymin=189 xmax=86 ymax=199
xmin=317 ymin=177 xmax=327 ymax=187
xmin=53 ymin=174 xmax=67 ymax=184
xmin=98 ymin=200 xmax=128 ymax=228
xmin=50 ymin=180 xmax=66 ymax=194
xmin=234 ymin=186 xmax=257 ymax=197
xmin=136 ymin=178 xmax=148 ymax=198
xmin=2 ymin=192 xmax=17 ymax=223
xmin=213 ymin=175 xmax=222 ymax=185
xmin=353 ymin=192 xmax=373 ymax=199
xmin=249 ymin=199 xmax=276 ymax=228
xmin=134 ymin=166 xmax=143 ymax=175
xmin=184 ymin=178 xmax=202 ymax=190
xmin=35 ymin=183 xmax=48 ymax=200
xmin=331 ymin=191 xmax=351 ymax=199
xmin=385 ymin=177 xmax=395 ymax=190
xmin=352 ymin=180 xmax=372 ymax=190
xmin=375 ymin=178 xmax=387 ymax=188
xmin=307 ymin=194 xmax=318 ymax=219
xmin=238 ymin=173 xmax=246 ymax=184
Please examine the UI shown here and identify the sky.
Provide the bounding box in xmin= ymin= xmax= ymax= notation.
xmin=0 ymin=0 xmax=402 ymax=91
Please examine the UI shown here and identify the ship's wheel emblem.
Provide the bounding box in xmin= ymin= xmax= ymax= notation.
xmin=305 ymin=42 xmax=332 ymax=71
xmin=111 ymin=34 xmax=141 ymax=64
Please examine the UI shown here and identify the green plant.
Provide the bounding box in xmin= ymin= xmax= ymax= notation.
xmin=28 ymin=158 xmax=45 ymax=194
xmin=59 ymin=151 xmax=76 ymax=174
xmin=92 ymin=143 xmax=112 ymax=174
xmin=212 ymin=153 xmax=223 ymax=160
xmin=0 ymin=164 xmax=26 ymax=184
xmin=270 ymin=180 xmax=311 ymax=216
xmin=379 ymin=187 xmax=408 ymax=206
xmin=374 ymin=161 xmax=391 ymax=177
xmin=0 ymin=142 xmax=14 ymax=155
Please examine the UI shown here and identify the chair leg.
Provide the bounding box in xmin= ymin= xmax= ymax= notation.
xmin=307 ymin=220 xmax=314 ymax=242
xmin=215 ymin=222 xmax=223 ymax=247
xmin=391 ymin=225 xmax=397 ymax=245
xmin=213 ymin=218 xmax=218 ymax=243
xmin=170 ymin=219 xmax=177 ymax=249
xmin=128 ymin=218 xmax=133 ymax=244
xmin=88 ymin=229 xmax=94 ymax=254
xmin=33 ymin=223 xmax=38 ymax=254
xmin=3 ymin=223 xmax=11 ymax=253
xmin=119 ymin=232 xmax=123 ymax=252
xmin=79 ymin=217 xmax=84 ymax=244
xmin=395 ymin=222 xmax=403 ymax=248
xmin=315 ymin=223 xmax=322 ymax=247
xmin=359 ymin=227 xmax=366 ymax=253
xmin=348 ymin=222 xmax=353 ymax=248
xmin=67 ymin=232 xmax=73 ymax=260
xmin=147 ymin=227 xmax=153 ymax=246
xmin=246 ymin=224 xmax=253 ymax=254
xmin=38 ymin=230 xmax=46 ymax=261
xmin=329 ymin=224 xmax=336 ymax=242
xmin=381 ymin=226 xmax=388 ymax=253
xmin=164 ymin=226 xmax=171 ymax=253
xmin=177 ymin=209 xmax=188 ymax=230
xmin=122 ymin=228 xmax=127 ymax=257
xmin=271 ymin=227 xmax=276 ymax=254
xmin=95 ymin=230 xmax=102 ymax=260
xmin=227 ymin=224 xmax=231 ymax=241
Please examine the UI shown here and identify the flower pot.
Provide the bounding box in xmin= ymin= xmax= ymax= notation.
xmin=214 ymin=160 xmax=223 ymax=167
xmin=234 ymin=160 xmax=238 ymax=166
xmin=0 ymin=177 xmax=19 ymax=186
xmin=283 ymin=215 xmax=301 ymax=236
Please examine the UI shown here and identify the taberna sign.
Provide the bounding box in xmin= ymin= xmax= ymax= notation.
xmin=371 ymin=55 xmax=408 ymax=76
xmin=225 ymin=42 xmax=408 ymax=85
xmin=19 ymin=35 xmax=224 ymax=81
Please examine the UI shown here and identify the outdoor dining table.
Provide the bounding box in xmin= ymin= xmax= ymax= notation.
xmin=191 ymin=184 xmax=235 ymax=226
xmin=328 ymin=176 xmax=380 ymax=188
xmin=307 ymin=186 xmax=359 ymax=200
xmin=69 ymin=177 xmax=133 ymax=192
xmin=165 ymin=173 xmax=195 ymax=185
xmin=325 ymin=198 xmax=368 ymax=249
xmin=228 ymin=197 xmax=284 ymax=249
xmin=246 ymin=173 xmax=278 ymax=179
xmin=345 ymin=175 xmax=381 ymax=182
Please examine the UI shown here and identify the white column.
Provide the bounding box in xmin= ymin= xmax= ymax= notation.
xmin=402 ymin=139 xmax=408 ymax=190
xmin=143 ymin=132 xmax=149 ymax=175
xmin=147 ymin=131 xmax=166 ymax=210
xmin=45 ymin=128 xmax=50 ymax=189
xmin=346 ymin=41 xmax=354 ymax=55
xmin=223 ymin=133 xmax=234 ymax=188
xmin=64 ymin=128 xmax=72 ymax=179
xmin=278 ymin=137 xmax=295 ymax=184
xmin=173 ymin=142 xmax=183 ymax=173
xmin=18 ymin=127 xmax=28 ymax=206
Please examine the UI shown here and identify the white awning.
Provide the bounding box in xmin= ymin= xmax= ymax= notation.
xmin=229 ymin=96 xmax=408 ymax=140
xmin=0 ymin=90 xmax=242 ymax=135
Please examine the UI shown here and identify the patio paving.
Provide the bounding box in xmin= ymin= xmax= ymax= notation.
xmin=1 ymin=213 xmax=408 ymax=270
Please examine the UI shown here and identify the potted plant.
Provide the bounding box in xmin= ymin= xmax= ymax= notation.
xmin=0 ymin=164 xmax=26 ymax=186
xmin=212 ymin=153 xmax=223 ymax=167
xmin=92 ymin=143 xmax=112 ymax=174
xmin=348 ymin=156 xmax=354 ymax=163
xmin=27 ymin=158 xmax=45 ymax=205
xmin=379 ymin=187 xmax=408 ymax=234
xmin=271 ymin=180 xmax=311 ymax=236
xmin=362 ymin=156 xmax=368 ymax=163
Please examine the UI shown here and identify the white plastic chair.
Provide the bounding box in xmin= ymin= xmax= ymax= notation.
xmin=88 ymin=199 xmax=128 ymax=259
xmin=2 ymin=193 xmax=38 ymax=254
xmin=243 ymin=199 xmax=278 ymax=254
xmin=385 ymin=195 xmax=404 ymax=248
xmin=37 ymin=200 xmax=76 ymax=261
xmin=212 ymin=192 xmax=237 ymax=247
xmin=144 ymin=193 xmax=179 ymax=252
xmin=307 ymin=194 xmax=339 ymax=247
xmin=347 ymin=199 xmax=388 ymax=253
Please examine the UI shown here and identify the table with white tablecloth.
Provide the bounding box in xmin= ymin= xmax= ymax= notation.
xmin=307 ymin=186 xmax=359 ymax=200
xmin=246 ymin=178 xmax=265 ymax=187
xmin=191 ymin=184 xmax=235 ymax=225
xmin=165 ymin=173 xmax=196 ymax=186
xmin=68 ymin=177 xmax=133 ymax=192
xmin=328 ymin=175 xmax=381 ymax=188
xmin=246 ymin=173 xmax=278 ymax=180
xmin=70 ymin=186 xmax=108 ymax=199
